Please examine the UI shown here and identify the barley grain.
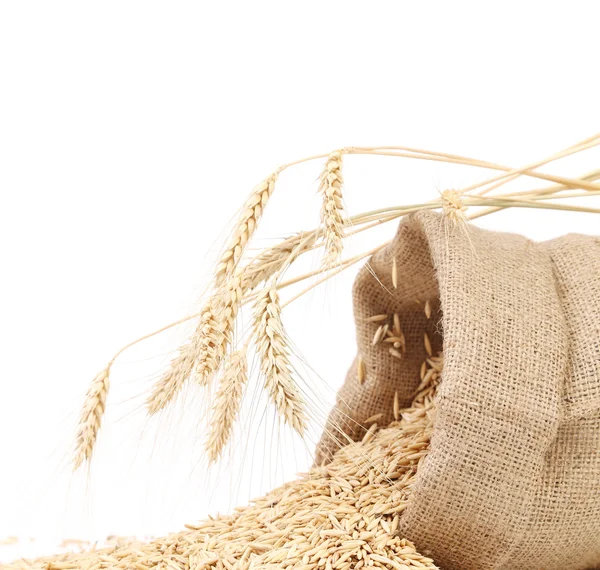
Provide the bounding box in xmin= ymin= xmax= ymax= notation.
xmin=384 ymin=336 xmax=403 ymax=343
xmin=357 ymin=356 xmax=366 ymax=384
xmin=424 ymin=299 xmax=432 ymax=319
xmin=391 ymin=258 xmax=398 ymax=289
xmin=372 ymin=325 xmax=385 ymax=346
xmin=389 ymin=347 xmax=403 ymax=360
xmin=366 ymin=314 xmax=388 ymax=323
xmin=393 ymin=314 xmax=401 ymax=336
xmin=364 ymin=413 xmax=383 ymax=424
xmin=362 ymin=423 xmax=378 ymax=443
xmin=424 ymin=332 xmax=432 ymax=356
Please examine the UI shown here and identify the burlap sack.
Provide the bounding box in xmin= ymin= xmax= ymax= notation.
xmin=316 ymin=211 xmax=600 ymax=570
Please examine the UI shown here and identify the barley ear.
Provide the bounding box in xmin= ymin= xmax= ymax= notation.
xmin=206 ymin=348 xmax=248 ymax=463
xmin=204 ymin=273 xmax=243 ymax=379
xmin=441 ymin=189 xmax=468 ymax=230
xmin=73 ymin=367 xmax=110 ymax=470
xmin=319 ymin=150 xmax=346 ymax=268
xmin=215 ymin=174 xmax=278 ymax=286
xmin=253 ymin=285 xmax=306 ymax=436
xmin=192 ymin=298 xmax=221 ymax=387
xmin=146 ymin=341 xmax=196 ymax=416
xmin=146 ymin=294 xmax=223 ymax=416
xmin=241 ymin=231 xmax=317 ymax=293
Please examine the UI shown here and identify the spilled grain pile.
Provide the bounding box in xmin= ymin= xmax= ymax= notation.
xmin=4 ymin=352 xmax=443 ymax=570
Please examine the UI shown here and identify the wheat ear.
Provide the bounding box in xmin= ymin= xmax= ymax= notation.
xmin=147 ymin=270 xmax=243 ymax=417
xmin=195 ymin=272 xmax=243 ymax=384
xmin=242 ymin=231 xmax=317 ymax=292
xmin=146 ymin=341 xmax=197 ymax=415
xmin=191 ymin=297 xmax=221 ymax=387
xmin=146 ymin=296 xmax=221 ymax=415
xmin=73 ymin=368 xmax=110 ymax=470
xmin=206 ymin=348 xmax=248 ymax=463
xmin=441 ymin=189 xmax=468 ymax=224
xmin=215 ymin=174 xmax=278 ymax=286
xmin=319 ymin=150 xmax=346 ymax=268
xmin=253 ymin=285 xmax=306 ymax=435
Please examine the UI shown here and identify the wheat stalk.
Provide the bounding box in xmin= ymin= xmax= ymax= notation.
xmin=73 ymin=367 xmax=110 ymax=470
xmin=215 ymin=174 xmax=278 ymax=286
xmin=319 ymin=150 xmax=346 ymax=268
xmin=90 ymin=136 xmax=600 ymax=377
xmin=206 ymin=348 xmax=248 ymax=463
xmin=253 ymin=284 xmax=306 ymax=435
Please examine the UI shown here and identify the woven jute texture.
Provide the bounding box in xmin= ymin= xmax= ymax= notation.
xmin=315 ymin=211 xmax=600 ymax=570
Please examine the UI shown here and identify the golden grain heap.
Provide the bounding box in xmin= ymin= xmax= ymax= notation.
xmin=6 ymin=345 xmax=443 ymax=570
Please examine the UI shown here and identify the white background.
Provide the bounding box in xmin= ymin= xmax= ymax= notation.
xmin=1 ymin=0 xmax=599 ymax=561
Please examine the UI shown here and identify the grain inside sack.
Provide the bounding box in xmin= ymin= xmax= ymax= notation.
xmin=317 ymin=212 xmax=600 ymax=570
